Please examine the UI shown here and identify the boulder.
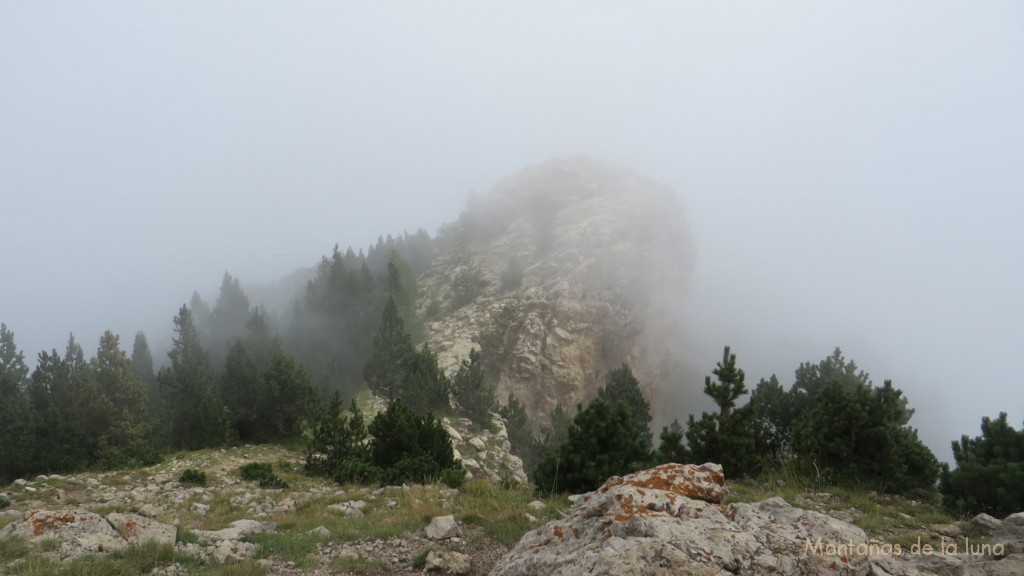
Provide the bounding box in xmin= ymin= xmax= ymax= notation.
xmin=106 ymin=512 xmax=176 ymax=547
xmin=972 ymin=513 xmax=1003 ymax=532
xmin=425 ymin=549 xmax=472 ymax=574
xmin=328 ymin=499 xmax=367 ymax=518
xmin=426 ymin=515 xmax=459 ymax=540
xmin=991 ymin=512 xmax=1024 ymax=556
xmin=193 ymin=519 xmax=275 ymax=542
xmin=490 ymin=464 xmax=873 ymax=576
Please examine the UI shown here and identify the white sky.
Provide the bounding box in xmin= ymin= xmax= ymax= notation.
xmin=2 ymin=1 xmax=1022 ymax=462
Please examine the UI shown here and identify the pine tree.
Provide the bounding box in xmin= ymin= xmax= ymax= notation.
xmin=363 ymin=296 xmax=415 ymax=401
xmin=261 ymin=349 xmax=316 ymax=439
xmin=533 ymin=398 xmax=651 ymax=494
xmin=0 ymin=324 xmax=36 ymax=481
xmin=704 ymin=347 xmax=748 ymax=420
xmin=686 ymin=347 xmax=762 ymax=478
xmin=208 ymin=272 xmax=252 ymax=373
xmin=748 ymin=375 xmax=792 ymax=457
xmin=220 ymin=340 xmax=263 ymax=441
xmin=940 ymin=413 xmax=1024 ymax=516
xmin=29 ymin=347 xmax=85 ymax=472
xmin=655 ymin=419 xmax=688 ymax=464
xmin=368 ymin=398 xmax=459 ymax=485
xmin=159 ymin=305 xmax=226 ymax=450
xmin=131 ymin=332 xmax=160 ymax=413
xmin=403 ymin=344 xmax=451 ymax=416
xmin=305 ymin=393 xmax=373 ymax=483
xmin=451 ymin=348 xmax=493 ymax=425
xmin=598 ymin=363 xmax=652 ymax=447
xmin=93 ymin=331 xmax=154 ymax=466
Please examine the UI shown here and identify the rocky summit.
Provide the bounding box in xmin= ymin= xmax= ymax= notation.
xmin=490 ymin=463 xmax=1024 ymax=576
xmin=420 ymin=157 xmax=695 ymax=428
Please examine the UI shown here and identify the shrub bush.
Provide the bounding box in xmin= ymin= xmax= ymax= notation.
xmin=178 ymin=468 xmax=207 ymax=486
xmin=533 ymin=397 xmax=650 ymax=494
xmin=451 ymin=263 xmax=485 ymax=308
xmin=940 ymin=412 xmax=1024 ymax=516
xmin=368 ymin=398 xmax=461 ymax=485
xmin=239 ymin=462 xmax=289 ymax=489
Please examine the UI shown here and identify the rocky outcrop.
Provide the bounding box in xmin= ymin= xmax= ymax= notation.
xmin=444 ymin=413 xmax=528 ymax=485
xmin=0 ymin=509 xmax=176 ymax=558
xmin=419 ymin=157 xmax=695 ymax=431
xmin=490 ymin=463 xmax=1024 ymax=576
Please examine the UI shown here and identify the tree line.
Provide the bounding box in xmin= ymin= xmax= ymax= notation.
xmin=506 ymin=347 xmax=1023 ymax=519
xmin=2 ymin=228 xmax=1020 ymax=518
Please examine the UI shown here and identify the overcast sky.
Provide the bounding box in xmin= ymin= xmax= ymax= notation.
xmin=2 ymin=1 xmax=1021 ymax=463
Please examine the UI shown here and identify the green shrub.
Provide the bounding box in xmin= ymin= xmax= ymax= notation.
xmin=369 ymin=398 xmax=461 ymax=485
xmin=533 ymin=397 xmax=650 ymax=495
xmin=305 ymin=393 xmax=373 ymax=484
xmin=451 ymin=263 xmax=485 ymax=308
xmin=239 ymin=462 xmax=288 ymax=489
xmin=940 ymin=412 xmax=1024 ymax=516
xmin=178 ymin=468 xmax=207 ymax=486
xmin=239 ymin=462 xmax=274 ymax=482
xmin=440 ymin=467 xmax=467 ymax=489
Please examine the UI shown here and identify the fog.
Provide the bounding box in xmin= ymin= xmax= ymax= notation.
xmin=2 ymin=2 xmax=1022 ymax=463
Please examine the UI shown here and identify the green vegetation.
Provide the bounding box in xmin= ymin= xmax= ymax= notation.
xmin=178 ymin=468 xmax=208 ymax=486
xmin=683 ymin=346 xmax=762 ymax=478
xmin=533 ymin=397 xmax=651 ymax=494
xmin=598 ymin=363 xmax=653 ymax=447
xmin=238 ymin=462 xmax=289 ymax=489
xmin=0 ymin=536 xmax=30 ymax=563
xmin=940 ymin=412 xmax=1024 ymax=516
xmin=305 ymin=396 xmax=462 ymax=486
xmin=451 ymin=348 xmax=495 ymax=426
xmin=450 ymin=262 xmax=486 ymax=308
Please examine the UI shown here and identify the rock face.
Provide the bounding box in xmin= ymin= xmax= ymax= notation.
xmin=419 ymin=157 xmax=695 ymax=430
xmin=490 ymin=463 xmax=1024 ymax=576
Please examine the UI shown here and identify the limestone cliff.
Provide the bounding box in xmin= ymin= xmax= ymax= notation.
xmin=418 ymin=157 xmax=695 ymax=428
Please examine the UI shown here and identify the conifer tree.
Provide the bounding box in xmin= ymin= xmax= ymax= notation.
xmin=131 ymin=331 xmax=160 ymax=413
xmin=29 ymin=347 xmax=84 ymax=471
xmin=533 ymin=397 xmax=651 ymax=494
xmin=940 ymin=412 xmax=1024 ymax=516
xmin=0 ymin=324 xmax=36 ymax=481
xmin=208 ymin=272 xmax=252 ymax=372
xmin=93 ymin=331 xmax=154 ymax=465
xmin=451 ymin=348 xmax=493 ymax=425
xmin=159 ymin=305 xmax=226 ymax=450
xmin=305 ymin=393 xmax=373 ymax=483
xmin=220 ymin=340 xmax=263 ymax=441
xmin=368 ymin=398 xmax=459 ymax=485
xmin=261 ymin=349 xmax=317 ymax=439
xmin=599 ymin=363 xmax=653 ymax=446
xmin=686 ymin=346 xmax=762 ymax=478
xmin=655 ymin=419 xmax=689 ymax=464
xmin=403 ymin=343 xmax=451 ymax=416
xmin=363 ymin=296 xmax=415 ymax=401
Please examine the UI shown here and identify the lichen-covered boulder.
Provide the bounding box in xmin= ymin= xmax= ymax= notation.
xmin=490 ymin=463 xmax=872 ymax=576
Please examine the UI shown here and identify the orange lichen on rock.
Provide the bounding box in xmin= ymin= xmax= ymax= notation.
xmin=30 ymin=511 xmax=81 ymax=536
xmin=600 ymin=463 xmax=726 ymax=505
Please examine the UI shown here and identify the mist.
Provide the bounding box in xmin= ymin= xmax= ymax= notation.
xmin=2 ymin=2 xmax=1022 ymax=463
